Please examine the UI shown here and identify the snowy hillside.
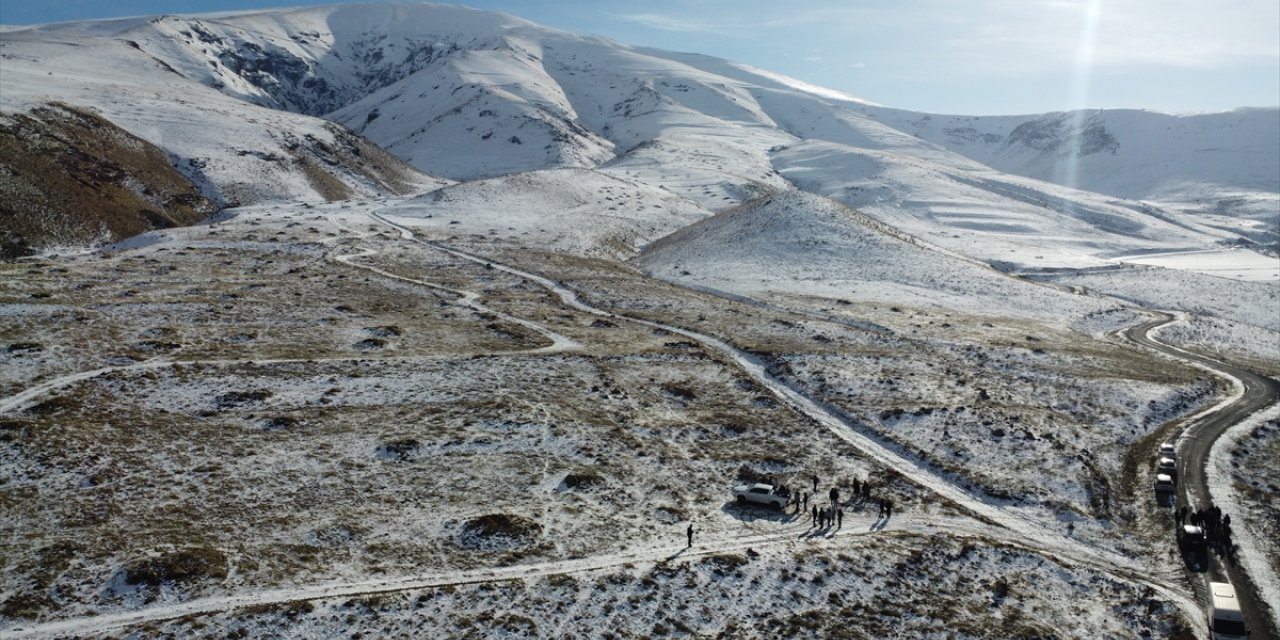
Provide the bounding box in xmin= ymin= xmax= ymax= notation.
xmin=382 ymin=167 xmax=711 ymax=260
xmin=861 ymin=106 xmax=1280 ymax=244
xmin=635 ymin=190 xmax=1114 ymax=324
xmin=3 ymin=2 xmax=1275 ymax=264
xmin=0 ymin=13 xmax=443 ymax=210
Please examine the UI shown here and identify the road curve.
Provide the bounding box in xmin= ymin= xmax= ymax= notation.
xmin=1122 ymin=312 xmax=1280 ymax=639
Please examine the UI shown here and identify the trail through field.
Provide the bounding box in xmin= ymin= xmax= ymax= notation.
xmin=0 ymin=234 xmax=578 ymax=416
xmin=14 ymin=210 xmax=1279 ymax=637
xmin=0 ymin=512 xmax=1101 ymax=639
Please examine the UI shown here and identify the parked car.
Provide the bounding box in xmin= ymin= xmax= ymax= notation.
xmin=1177 ymin=524 xmax=1206 ymax=550
xmin=1208 ymin=581 xmax=1249 ymax=640
xmin=1157 ymin=457 xmax=1177 ymax=474
xmin=1159 ymin=442 xmax=1176 ymax=459
xmin=732 ymin=482 xmax=787 ymax=509
xmin=1154 ymin=474 xmax=1175 ymax=493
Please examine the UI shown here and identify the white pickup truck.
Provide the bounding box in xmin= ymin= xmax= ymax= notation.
xmin=732 ymin=483 xmax=788 ymax=509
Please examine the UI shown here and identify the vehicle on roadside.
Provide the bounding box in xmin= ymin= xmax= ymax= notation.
xmin=1177 ymin=524 xmax=1206 ymax=550
xmin=732 ymin=482 xmax=787 ymax=509
xmin=1157 ymin=457 xmax=1177 ymax=474
xmin=1207 ymin=581 xmax=1248 ymax=639
xmin=1154 ymin=474 xmax=1175 ymax=493
xmin=1159 ymin=442 xmax=1176 ymax=459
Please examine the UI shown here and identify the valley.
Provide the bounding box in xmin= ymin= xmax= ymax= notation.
xmin=1 ymin=3 xmax=1277 ymax=638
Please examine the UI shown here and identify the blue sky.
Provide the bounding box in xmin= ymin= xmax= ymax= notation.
xmin=2 ymin=0 xmax=1277 ymax=115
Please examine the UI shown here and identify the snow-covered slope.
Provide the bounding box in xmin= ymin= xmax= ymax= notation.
xmin=0 ymin=13 xmax=443 ymax=208
xmin=636 ymin=190 xmax=1114 ymax=324
xmin=2 ymin=2 xmax=1275 ymax=267
xmin=770 ymin=139 xmax=1232 ymax=269
xmin=381 ymin=167 xmax=712 ymax=259
xmin=863 ymin=106 xmax=1279 ymax=201
xmin=861 ymin=106 xmax=1280 ymax=243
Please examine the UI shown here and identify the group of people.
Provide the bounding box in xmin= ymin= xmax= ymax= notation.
xmin=1177 ymin=504 xmax=1233 ymax=551
xmin=691 ymin=473 xmax=900 ymax=549
xmin=876 ymin=499 xmax=894 ymax=518
xmin=811 ymin=504 xmax=843 ymax=529
xmin=781 ymin=474 xmax=881 ymax=514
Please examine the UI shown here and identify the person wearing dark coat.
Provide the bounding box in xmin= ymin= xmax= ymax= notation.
xmin=829 ymin=486 xmax=840 ymax=507
xmin=812 ymin=504 xmax=819 ymax=526
xmin=836 ymin=508 xmax=843 ymax=529
xmin=687 ymin=524 xmax=694 ymax=548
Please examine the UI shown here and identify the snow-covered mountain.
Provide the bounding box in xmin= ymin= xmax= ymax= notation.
xmin=1 ymin=2 xmax=1276 ymax=262
xmin=859 ymin=106 xmax=1280 ymax=244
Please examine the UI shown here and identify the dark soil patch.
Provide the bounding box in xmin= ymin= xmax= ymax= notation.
xmin=456 ymin=513 xmax=542 ymax=550
xmin=122 ymin=547 xmax=228 ymax=587
xmin=215 ymin=389 xmax=273 ymax=409
xmin=377 ymin=437 xmax=420 ymax=461
xmin=355 ymin=337 xmax=387 ymax=350
xmin=560 ymin=471 xmax=605 ymax=490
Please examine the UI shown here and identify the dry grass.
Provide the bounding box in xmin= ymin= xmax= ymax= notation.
xmin=0 ymin=103 xmax=217 ymax=256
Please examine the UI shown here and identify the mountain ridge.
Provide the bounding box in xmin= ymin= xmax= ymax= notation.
xmin=1 ymin=2 xmax=1276 ymax=260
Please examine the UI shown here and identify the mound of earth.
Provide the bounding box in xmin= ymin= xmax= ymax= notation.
xmin=455 ymin=514 xmax=542 ymax=551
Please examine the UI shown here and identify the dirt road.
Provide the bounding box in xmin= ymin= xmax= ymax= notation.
xmin=1123 ymin=312 xmax=1280 ymax=639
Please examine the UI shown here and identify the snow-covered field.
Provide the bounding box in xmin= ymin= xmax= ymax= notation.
xmin=1112 ymin=248 xmax=1279 ymax=283
xmin=0 ymin=201 xmax=1218 ymax=637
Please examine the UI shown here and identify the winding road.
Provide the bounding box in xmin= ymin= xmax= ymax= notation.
xmin=1122 ymin=312 xmax=1280 ymax=639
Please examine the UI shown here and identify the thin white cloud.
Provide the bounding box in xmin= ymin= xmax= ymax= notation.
xmin=616 ymin=12 xmax=726 ymax=35
xmin=619 ymin=1 xmax=1278 ymax=74
xmin=935 ymin=0 xmax=1279 ymax=73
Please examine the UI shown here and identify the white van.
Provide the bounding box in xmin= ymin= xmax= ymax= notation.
xmin=1208 ymin=581 xmax=1248 ymax=639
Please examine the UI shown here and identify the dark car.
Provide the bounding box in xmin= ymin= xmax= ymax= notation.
xmin=1178 ymin=524 xmax=1206 ymax=550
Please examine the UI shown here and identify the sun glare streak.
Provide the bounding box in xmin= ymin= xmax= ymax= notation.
xmin=1063 ymin=0 xmax=1103 ymax=198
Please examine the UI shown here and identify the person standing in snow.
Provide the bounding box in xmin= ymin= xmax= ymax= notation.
xmin=802 ymin=492 xmax=809 ymax=511
xmin=811 ymin=504 xmax=819 ymax=526
xmin=687 ymin=523 xmax=694 ymax=548
xmin=836 ymin=508 xmax=843 ymax=529
xmin=829 ymin=486 xmax=839 ymax=508
xmin=812 ymin=474 xmax=818 ymax=493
